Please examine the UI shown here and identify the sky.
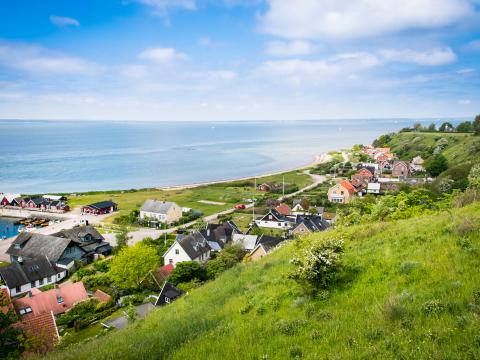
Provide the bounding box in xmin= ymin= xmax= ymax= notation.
xmin=0 ymin=0 xmax=479 ymax=121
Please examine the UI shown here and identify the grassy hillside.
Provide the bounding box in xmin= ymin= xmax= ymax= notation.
xmin=47 ymin=201 xmax=480 ymax=360
xmin=376 ymin=131 xmax=480 ymax=164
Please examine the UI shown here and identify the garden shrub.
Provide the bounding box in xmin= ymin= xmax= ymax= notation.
xmin=276 ymin=319 xmax=307 ymax=335
xmin=422 ymin=299 xmax=445 ymax=316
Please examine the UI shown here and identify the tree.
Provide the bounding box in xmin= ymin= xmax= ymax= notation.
xmin=206 ymin=252 xmax=238 ymax=279
xmin=473 ymin=115 xmax=480 ymax=135
xmin=456 ymin=121 xmax=472 ymax=133
xmin=108 ymin=243 xmax=159 ymax=289
xmin=194 ymin=218 xmax=207 ymax=230
xmin=115 ymin=226 xmax=129 ymax=249
xmin=427 ymin=123 xmax=436 ymax=132
xmin=0 ymin=291 xmax=24 ymax=358
xmin=426 ymin=154 xmax=448 ymax=177
xmin=439 ymin=122 xmax=453 ymax=132
xmin=168 ymin=261 xmax=207 ymax=286
xmin=413 ymin=122 xmax=422 ymax=131
xmin=468 ymin=164 xmax=480 ymax=189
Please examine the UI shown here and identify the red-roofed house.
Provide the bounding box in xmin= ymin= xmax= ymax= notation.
xmin=356 ymin=168 xmax=374 ymax=180
xmin=275 ymin=203 xmax=292 ymax=216
xmin=17 ymin=312 xmax=59 ymax=355
xmin=14 ymin=282 xmax=88 ymax=318
xmin=94 ymin=289 xmax=112 ymax=303
xmin=392 ymin=161 xmax=410 ymax=178
xmin=328 ymin=180 xmax=355 ymax=204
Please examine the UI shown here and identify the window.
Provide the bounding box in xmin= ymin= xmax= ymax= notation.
xmin=175 ymin=249 xmax=179 ymax=255
xmin=19 ymin=307 xmax=32 ymax=315
xmin=57 ymin=296 xmax=64 ymax=304
xmin=169 ymin=259 xmax=173 ymax=264
xmin=165 ymin=297 xmax=170 ymax=303
xmin=39 ymin=278 xmax=44 ymax=286
xmin=15 ymin=286 xmax=21 ymax=293
xmin=30 ymin=281 xmax=35 ymax=288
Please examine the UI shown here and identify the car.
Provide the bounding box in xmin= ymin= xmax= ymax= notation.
xmin=234 ymin=204 xmax=246 ymax=210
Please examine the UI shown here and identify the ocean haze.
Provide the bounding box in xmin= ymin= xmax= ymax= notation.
xmin=0 ymin=119 xmax=437 ymax=194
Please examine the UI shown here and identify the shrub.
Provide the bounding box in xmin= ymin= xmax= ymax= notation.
xmin=452 ymin=217 xmax=479 ymax=236
xmin=289 ymin=346 xmax=303 ymax=358
xmin=422 ymin=299 xmax=445 ymax=316
xmin=168 ymin=261 xmax=207 ymax=286
xmin=398 ymin=261 xmax=420 ymax=275
xmin=276 ymin=319 xmax=306 ymax=335
xmin=289 ymin=239 xmax=344 ymax=292
xmin=384 ymin=292 xmax=411 ymax=322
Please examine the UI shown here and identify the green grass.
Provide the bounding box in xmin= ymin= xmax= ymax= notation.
xmin=0 ymin=261 xmax=9 ymax=267
xmin=46 ymin=201 xmax=480 ymax=360
xmin=67 ymin=171 xmax=312 ymax=224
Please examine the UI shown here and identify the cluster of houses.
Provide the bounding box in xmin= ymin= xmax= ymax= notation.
xmin=326 ymin=146 xmax=426 ymax=204
xmin=0 ymin=193 xmax=70 ymax=213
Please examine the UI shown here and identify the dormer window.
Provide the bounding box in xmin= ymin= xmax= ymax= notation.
xmin=165 ymin=297 xmax=170 ymax=303
xmin=57 ymin=296 xmax=64 ymax=304
xmin=14 ymin=243 xmax=21 ymax=249
xmin=19 ymin=307 xmax=32 ymax=315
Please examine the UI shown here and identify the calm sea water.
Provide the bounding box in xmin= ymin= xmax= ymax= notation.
xmin=0 ymin=217 xmax=20 ymax=239
xmin=0 ymin=119 xmax=442 ymax=194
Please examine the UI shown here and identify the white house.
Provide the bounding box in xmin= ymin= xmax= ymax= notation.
xmin=163 ymin=232 xmax=212 ymax=267
xmin=140 ymin=200 xmax=182 ymax=225
xmin=232 ymin=233 xmax=259 ymax=251
xmin=254 ymin=209 xmax=296 ymax=229
xmin=367 ymin=183 xmax=381 ymax=194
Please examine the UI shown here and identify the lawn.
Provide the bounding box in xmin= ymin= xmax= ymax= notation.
xmin=67 ymin=170 xmax=312 ymax=224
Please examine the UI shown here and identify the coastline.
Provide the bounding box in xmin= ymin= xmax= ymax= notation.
xmin=156 ymin=152 xmax=331 ymax=192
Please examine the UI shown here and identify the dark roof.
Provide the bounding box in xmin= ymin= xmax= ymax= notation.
xmin=258 ymin=209 xmax=294 ymax=223
xmin=53 ymin=225 xmax=104 ymax=245
xmin=294 ymin=215 xmax=330 ymax=232
xmin=7 ymin=233 xmax=74 ymax=263
xmin=154 ymin=282 xmax=185 ymax=306
xmin=177 ymin=232 xmax=211 ymax=260
xmin=84 ymin=200 xmax=117 ymax=210
xmin=257 ymin=235 xmax=284 ymax=252
xmin=29 ymin=197 xmax=46 ymax=206
xmin=0 ymin=257 xmax=60 ymax=289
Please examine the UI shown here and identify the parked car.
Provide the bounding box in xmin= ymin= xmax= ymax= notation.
xmin=234 ymin=204 xmax=246 ymax=210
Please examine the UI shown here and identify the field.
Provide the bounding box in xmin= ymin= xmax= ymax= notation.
xmin=67 ymin=171 xmax=312 ymax=223
xmin=46 ymin=200 xmax=480 ymax=360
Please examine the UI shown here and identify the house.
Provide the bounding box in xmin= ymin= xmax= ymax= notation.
xmin=327 ymin=180 xmax=355 ymax=204
xmin=356 ymin=168 xmax=374 ymax=180
xmin=17 ymin=311 xmax=60 ymax=354
xmin=7 ymin=232 xmax=87 ymax=270
xmin=0 ymin=257 xmax=67 ymax=297
xmin=291 ymin=216 xmax=329 ymax=236
xmin=94 ymin=289 xmax=112 ymax=303
xmin=163 ymin=232 xmax=212 ymax=267
xmin=378 ymin=160 xmax=393 ymax=173
xmin=25 ymin=197 xmax=46 ymax=209
xmin=350 ymin=175 xmax=369 ymax=193
xmin=199 ymin=221 xmax=241 ymax=250
xmin=140 ymin=200 xmax=182 ymax=225
xmin=275 ymin=203 xmax=292 ymax=216
xmin=367 ymin=182 xmax=381 ymax=194
xmin=249 ymin=235 xmax=285 ymax=261
xmin=14 ymin=282 xmax=89 ymax=318
xmin=411 ymin=156 xmax=425 ymax=172
xmin=254 ymin=209 xmax=296 ymax=229
xmin=43 ymin=195 xmax=67 ymax=201
xmin=1 ymin=193 xmax=21 ymax=206
xmin=154 ymin=282 xmax=185 ymax=306
xmin=52 ymin=225 xmax=112 ymax=261
xmin=291 ymin=199 xmax=309 ymax=215
xmin=257 ymin=183 xmax=272 ymax=192
xmin=392 ymin=161 xmax=410 ymax=178
xmin=322 ymin=212 xmax=337 ymax=224
xmin=152 ymin=264 xmax=175 ymax=284
xmin=81 ymin=200 xmax=117 ymax=215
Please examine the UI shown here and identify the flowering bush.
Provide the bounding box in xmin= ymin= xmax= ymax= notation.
xmin=289 ymin=239 xmax=344 ymax=291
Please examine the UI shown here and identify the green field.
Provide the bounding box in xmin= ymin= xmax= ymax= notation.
xmin=67 ymin=170 xmax=312 ymax=223
xmin=46 ymin=199 xmax=480 ymax=360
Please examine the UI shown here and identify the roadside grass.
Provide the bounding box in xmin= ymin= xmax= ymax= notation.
xmin=46 ymin=202 xmax=480 ymax=360
xmin=67 ymin=171 xmax=311 ymax=224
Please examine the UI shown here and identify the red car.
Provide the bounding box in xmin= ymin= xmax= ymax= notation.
xmin=234 ymin=204 xmax=246 ymax=210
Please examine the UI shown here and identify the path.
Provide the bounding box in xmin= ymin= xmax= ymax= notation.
xmin=115 ymin=168 xmax=329 ymax=246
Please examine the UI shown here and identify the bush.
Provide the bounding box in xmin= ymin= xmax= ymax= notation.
xmin=289 ymin=239 xmax=344 ymax=292
xmin=422 ymin=299 xmax=445 ymax=316
xmin=384 ymin=292 xmax=411 ymax=322
xmin=276 ymin=319 xmax=306 ymax=335
xmin=168 ymin=261 xmax=207 ymax=286
xmin=82 ymin=273 xmax=112 ymax=289
xmin=426 ymin=154 xmax=448 ymax=177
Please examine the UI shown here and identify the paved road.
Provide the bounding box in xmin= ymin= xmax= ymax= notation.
xmin=115 ymin=169 xmax=329 ymax=246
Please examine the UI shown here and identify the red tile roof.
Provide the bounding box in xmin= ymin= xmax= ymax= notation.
xmin=17 ymin=312 xmax=59 ymax=354
xmin=94 ymin=289 xmax=112 ymax=303
xmin=275 ymin=203 xmax=292 ymax=216
xmin=356 ymin=168 xmax=374 ymax=178
xmin=339 ymin=180 xmax=355 ymax=195
xmin=14 ymin=282 xmax=88 ymax=317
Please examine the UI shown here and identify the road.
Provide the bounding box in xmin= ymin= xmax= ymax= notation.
xmin=109 ymin=169 xmax=329 ymax=247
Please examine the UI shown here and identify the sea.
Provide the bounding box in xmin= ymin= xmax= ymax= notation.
xmin=0 ymin=118 xmax=458 ymax=194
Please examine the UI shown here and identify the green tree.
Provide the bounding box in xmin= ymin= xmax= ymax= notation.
xmin=456 ymin=121 xmax=472 ymax=133
xmin=473 ymin=115 xmax=480 ymax=135
xmin=206 ymin=252 xmax=238 ymax=279
xmin=108 ymin=243 xmax=159 ymax=289
xmin=426 ymin=154 xmax=448 ymax=177
xmin=115 ymin=226 xmax=129 ymax=249
xmin=439 ymin=122 xmax=453 ymax=132
xmin=427 ymin=123 xmax=436 ymax=132
xmin=0 ymin=291 xmax=23 ymax=358
xmin=468 ymin=164 xmax=480 ymax=189
xmin=168 ymin=261 xmax=207 ymax=286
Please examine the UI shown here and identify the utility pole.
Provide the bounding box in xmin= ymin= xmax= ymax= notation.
xmin=282 ymin=175 xmax=285 ymax=197
xmin=253 ymin=177 xmax=256 ymax=223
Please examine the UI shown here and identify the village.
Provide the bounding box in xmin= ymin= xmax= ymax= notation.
xmin=0 ymin=143 xmax=428 ymax=354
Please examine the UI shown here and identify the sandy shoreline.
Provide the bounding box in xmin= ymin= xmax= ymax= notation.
xmin=157 ymin=152 xmax=331 ymax=191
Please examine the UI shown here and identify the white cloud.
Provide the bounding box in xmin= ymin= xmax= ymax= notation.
xmin=459 ymin=99 xmax=472 ymax=105
xmin=265 ymin=40 xmax=317 ymax=57
xmin=133 ymin=0 xmax=196 ymax=16
xmin=260 ymin=0 xmax=475 ymax=40
xmin=465 ymin=39 xmax=480 ymax=50
xmin=0 ymin=42 xmax=98 ymax=75
xmin=139 ymin=47 xmax=188 ymax=63
xmin=50 ymin=15 xmax=80 ymax=28
xmin=379 ymin=48 xmax=457 ymax=66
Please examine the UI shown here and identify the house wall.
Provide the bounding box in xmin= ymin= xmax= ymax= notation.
xmin=249 ymin=246 xmax=267 ymax=261
xmin=6 ymin=269 xmax=67 ymax=297
xmin=164 ymin=242 xmax=192 ymax=267
xmin=166 ymin=205 xmax=182 ymax=224
xmin=255 ymin=220 xmax=291 ymax=229
xmin=140 ymin=210 xmax=167 ymax=222
xmin=292 ymin=223 xmax=311 ymax=236
xmin=328 ymin=185 xmax=350 ymax=204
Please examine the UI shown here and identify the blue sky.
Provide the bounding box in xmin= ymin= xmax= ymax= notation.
xmin=0 ymin=0 xmax=479 ymax=121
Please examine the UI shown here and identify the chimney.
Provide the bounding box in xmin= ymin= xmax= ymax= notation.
xmin=207 ymin=229 xmax=210 ymax=237
xmin=17 ymin=256 xmax=23 ymax=264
